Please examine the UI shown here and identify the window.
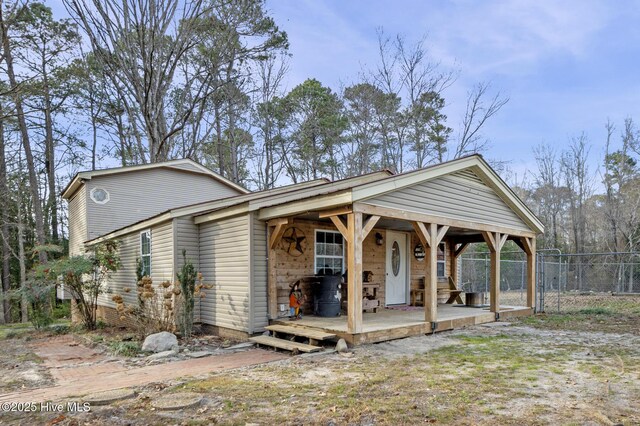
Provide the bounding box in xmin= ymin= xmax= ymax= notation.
xmin=437 ymin=243 xmax=446 ymax=277
xmin=315 ymin=230 xmax=344 ymax=274
xmin=140 ymin=230 xmax=151 ymax=277
xmin=90 ymin=187 xmax=110 ymax=204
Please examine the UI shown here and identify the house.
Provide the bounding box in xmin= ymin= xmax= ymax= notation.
xmin=63 ymin=155 xmax=543 ymax=344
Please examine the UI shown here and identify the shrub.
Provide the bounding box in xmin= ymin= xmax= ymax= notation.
xmin=113 ymin=276 xmax=176 ymax=339
xmin=52 ymin=301 xmax=71 ymax=319
xmin=176 ymin=250 xmax=197 ymax=338
xmin=49 ymin=240 xmax=121 ymax=330
xmin=22 ymin=263 xmax=57 ymax=329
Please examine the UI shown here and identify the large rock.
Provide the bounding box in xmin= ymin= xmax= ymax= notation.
xmin=142 ymin=331 xmax=178 ymax=353
xmin=335 ymin=338 xmax=349 ymax=353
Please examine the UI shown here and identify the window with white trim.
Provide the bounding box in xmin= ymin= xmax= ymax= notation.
xmin=315 ymin=230 xmax=344 ymax=275
xmin=90 ymin=187 xmax=110 ymax=204
xmin=140 ymin=230 xmax=151 ymax=277
xmin=437 ymin=242 xmax=446 ymax=277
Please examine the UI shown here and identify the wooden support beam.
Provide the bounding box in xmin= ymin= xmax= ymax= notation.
xmin=268 ymin=218 xmax=291 ymax=250
xmin=524 ymin=237 xmax=536 ymax=309
xmin=354 ymin=202 xmax=537 ymax=238
xmin=448 ymin=242 xmax=464 ymax=304
xmin=425 ymin=223 xmax=438 ymax=323
xmin=318 ymin=206 xmax=353 ymax=218
xmin=454 ymin=242 xmax=470 ymax=258
xmin=329 ymin=216 xmax=350 ymax=244
xmin=413 ymin=221 xmax=450 ymax=322
xmin=267 ymin=218 xmax=292 ymax=319
xmin=436 ymin=225 xmax=450 ymax=245
xmin=412 ymin=221 xmax=431 ymax=247
xmin=347 ymin=212 xmax=364 ymax=333
xmin=361 ymin=215 xmax=380 ymax=240
xmin=482 ymin=231 xmax=508 ymax=314
xmin=482 ymin=231 xmax=497 ymax=252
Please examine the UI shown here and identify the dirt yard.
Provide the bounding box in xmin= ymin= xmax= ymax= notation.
xmin=1 ymin=310 xmax=639 ymax=425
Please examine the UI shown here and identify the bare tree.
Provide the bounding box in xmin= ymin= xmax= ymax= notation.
xmin=251 ymin=54 xmax=288 ymax=190
xmin=454 ymin=82 xmax=509 ymax=158
xmin=532 ymin=143 xmax=568 ymax=249
xmin=561 ymin=134 xmax=595 ymax=290
xmin=64 ymin=0 xmax=209 ymax=162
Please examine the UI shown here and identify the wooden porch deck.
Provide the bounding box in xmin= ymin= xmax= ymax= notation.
xmin=272 ymin=304 xmax=533 ymax=345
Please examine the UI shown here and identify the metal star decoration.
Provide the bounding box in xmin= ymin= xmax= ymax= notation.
xmin=282 ymin=227 xmax=306 ymax=257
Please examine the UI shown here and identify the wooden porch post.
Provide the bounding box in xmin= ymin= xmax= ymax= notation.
xmin=520 ymin=236 xmax=536 ymax=310
xmin=413 ymin=222 xmax=449 ymax=323
xmin=346 ymin=212 xmax=363 ymax=333
xmin=482 ymin=231 xmax=508 ymax=314
xmin=267 ymin=218 xmax=291 ymax=320
xmin=327 ymin=211 xmax=379 ymax=335
xmin=450 ymin=242 xmax=469 ymax=303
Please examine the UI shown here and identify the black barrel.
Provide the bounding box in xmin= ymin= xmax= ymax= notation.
xmin=313 ymin=275 xmax=341 ymax=317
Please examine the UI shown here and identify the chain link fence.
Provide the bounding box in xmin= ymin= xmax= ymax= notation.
xmin=459 ymin=252 xmax=640 ymax=313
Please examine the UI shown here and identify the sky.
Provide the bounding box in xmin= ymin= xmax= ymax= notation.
xmin=48 ymin=0 xmax=640 ymax=185
xmin=263 ymin=0 xmax=640 ymax=183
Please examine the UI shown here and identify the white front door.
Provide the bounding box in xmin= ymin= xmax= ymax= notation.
xmin=385 ymin=231 xmax=408 ymax=305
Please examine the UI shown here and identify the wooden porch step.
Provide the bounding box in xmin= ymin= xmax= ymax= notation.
xmin=249 ymin=335 xmax=323 ymax=353
xmin=265 ymin=324 xmax=337 ymax=341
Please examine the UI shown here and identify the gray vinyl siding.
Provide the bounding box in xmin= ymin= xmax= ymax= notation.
xmin=97 ymin=221 xmax=174 ymax=308
xmin=151 ymin=221 xmax=174 ymax=283
xmin=250 ymin=214 xmax=268 ymax=331
xmin=198 ymin=214 xmax=250 ymax=332
xmin=364 ymin=170 xmax=531 ymax=232
xmin=68 ymin=186 xmax=87 ymax=256
xmin=98 ymin=231 xmax=138 ymax=308
xmin=174 ymin=217 xmax=201 ymax=322
xmin=86 ymin=168 xmax=241 ymax=240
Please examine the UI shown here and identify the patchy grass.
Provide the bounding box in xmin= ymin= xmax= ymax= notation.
xmin=1 ymin=311 xmax=639 ymax=425
xmin=108 ymin=341 xmax=142 ymax=357
xmin=0 ymin=320 xmax=72 ymax=340
xmin=161 ymin=329 xmax=638 ymax=425
xmin=518 ymin=307 xmax=640 ymax=335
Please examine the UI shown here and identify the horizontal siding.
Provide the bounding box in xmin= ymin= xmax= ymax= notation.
xmin=175 ymin=217 xmax=201 ymax=322
xmin=366 ymin=170 xmax=530 ymax=231
xmin=86 ymin=168 xmax=241 ymax=240
xmin=98 ymin=232 xmax=138 ymax=308
xmin=198 ymin=215 xmax=250 ymax=332
xmin=98 ymin=221 xmax=174 ymax=309
xmin=251 ymin=214 xmax=268 ymax=331
xmin=151 ymin=221 xmax=174 ymax=283
xmin=68 ymin=186 xmax=87 ymax=256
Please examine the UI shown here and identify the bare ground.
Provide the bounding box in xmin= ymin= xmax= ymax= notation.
xmin=1 ymin=312 xmax=639 ymax=425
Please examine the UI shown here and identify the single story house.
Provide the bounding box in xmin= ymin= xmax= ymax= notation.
xmin=63 ymin=155 xmax=543 ymax=344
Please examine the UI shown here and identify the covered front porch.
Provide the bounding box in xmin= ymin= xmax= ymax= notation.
xmin=258 ymin=157 xmax=543 ymax=345
xmin=273 ymin=304 xmax=533 ymax=345
xmin=264 ymin=200 xmax=538 ymax=344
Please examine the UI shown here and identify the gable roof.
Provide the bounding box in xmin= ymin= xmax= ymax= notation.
xmin=250 ymin=155 xmax=544 ymax=234
xmin=85 ymin=155 xmax=543 ymax=245
xmin=61 ymin=159 xmax=248 ymax=199
xmin=84 ymin=171 xmax=394 ymax=245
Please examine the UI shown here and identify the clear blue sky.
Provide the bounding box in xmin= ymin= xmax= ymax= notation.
xmin=265 ymin=0 xmax=640 ymax=182
xmin=49 ymin=0 xmax=640 ymax=183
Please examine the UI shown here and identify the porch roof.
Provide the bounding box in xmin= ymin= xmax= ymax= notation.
xmin=195 ymin=155 xmax=544 ymax=236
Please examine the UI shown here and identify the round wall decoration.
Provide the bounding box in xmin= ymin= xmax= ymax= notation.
xmin=281 ymin=227 xmax=306 ymax=257
xmin=414 ymin=243 xmax=426 ymax=261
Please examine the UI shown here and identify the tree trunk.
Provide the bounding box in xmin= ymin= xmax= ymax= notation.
xmin=17 ymin=210 xmax=27 ymax=323
xmin=42 ymin=67 xmax=59 ymax=242
xmin=0 ymin=8 xmax=47 ymax=263
xmin=0 ymin=103 xmax=11 ymax=323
